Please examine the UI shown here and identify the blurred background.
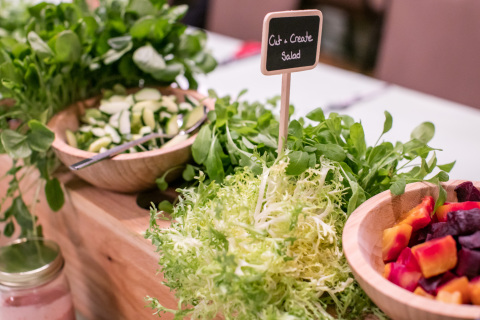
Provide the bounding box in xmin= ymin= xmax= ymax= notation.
xmin=1 ymin=0 xmax=479 ymax=109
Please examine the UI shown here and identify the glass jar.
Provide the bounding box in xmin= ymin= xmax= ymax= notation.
xmin=0 ymin=237 xmax=76 ymax=320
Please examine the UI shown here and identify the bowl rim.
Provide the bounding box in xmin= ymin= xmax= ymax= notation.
xmin=343 ymin=180 xmax=480 ymax=318
xmin=48 ymin=86 xmax=214 ymax=161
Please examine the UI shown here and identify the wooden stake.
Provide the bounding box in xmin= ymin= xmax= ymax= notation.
xmin=278 ymin=72 xmax=291 ymax=154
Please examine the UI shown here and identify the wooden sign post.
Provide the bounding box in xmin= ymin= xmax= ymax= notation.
xmin=261 ymin=10 xmax=323 ymax=153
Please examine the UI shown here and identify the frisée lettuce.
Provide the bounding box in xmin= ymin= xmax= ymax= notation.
xmin=146 ymin=156 xmax=386 ymax=319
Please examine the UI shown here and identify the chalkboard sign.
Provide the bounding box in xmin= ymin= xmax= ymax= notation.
xmin=261 ymin=10 xmax=323 ymax=75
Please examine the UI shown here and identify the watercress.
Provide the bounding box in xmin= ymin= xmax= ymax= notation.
xmin=0 ymin=0 xmax=216 ymax=238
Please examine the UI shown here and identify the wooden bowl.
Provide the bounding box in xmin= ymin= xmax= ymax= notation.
xmin=48 ymin=87 xmax=213 ymax=193
xmin=343 ymin=180 xmax=480 ymax=320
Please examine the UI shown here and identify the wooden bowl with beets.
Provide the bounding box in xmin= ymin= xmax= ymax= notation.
xmin=343 ymin=180 xmax=480 ymax=320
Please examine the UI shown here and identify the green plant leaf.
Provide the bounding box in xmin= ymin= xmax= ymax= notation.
xmin=45 ymin=178 xmax=64 ymax=211
xmin=130 ymin=16 xmax=155 ymax=39
xmin=27 ymin=31 xmax=53 ymax=59
xmin=390 ymin=177 xmax=406 ymax=195
xmin=315 ymin=144 xmax=346 ymax=162
xmin=411 ymin=122 xmax=435 ymax=144
xmin=437 ymin=161 xmax=456 ymax=172
xmin=27 ymin=120 xmax=55 ymax=152
xmin=382 ymin=111 xmax=392 ymax=135
xmin=306 ymin=108 xmax=325 ymax=122
xmin=192 ymin=124 xmax=212 ymax=164
xmin=151 ymin=62 xmax=183 ymax=82
xmin=158 ymin=200 xmax=173 ymax=214
xmin=286 ymin=151 xmax=309 ymax=175
xmin=182 ymin=164 xmax=196 ymax=181
xmin=133 ymin=45 xmax=166 ymax=73
xmin=1 ymin=130 xmax=31 ymax=159
xmin=3 ymin=221 xmax=15 ymax=237
xmin=55 ymin=30 xmax=82 ymax=63
xmin=349 ymin=123 xmax=366 ymax=157
xmin=5 ymin=197 xmax=33 ymax=235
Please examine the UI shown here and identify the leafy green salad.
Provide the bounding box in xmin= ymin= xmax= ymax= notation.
xmin=146 ymin=91 xmax=455 ymax=319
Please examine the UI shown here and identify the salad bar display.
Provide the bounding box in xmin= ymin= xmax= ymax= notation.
xmin=0 ymin=0 xmax=479 ymax=320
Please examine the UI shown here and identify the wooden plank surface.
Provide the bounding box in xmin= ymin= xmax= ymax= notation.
xmin=0 ymin=155 xmax=176 ymax=320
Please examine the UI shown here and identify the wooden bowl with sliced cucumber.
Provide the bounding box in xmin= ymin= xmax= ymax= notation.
xmin=48 ymin=86 xmax=213 ymax=193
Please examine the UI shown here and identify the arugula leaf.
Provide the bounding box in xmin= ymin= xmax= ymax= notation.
xmin=286 ymin=151 xmax=309 ymax=175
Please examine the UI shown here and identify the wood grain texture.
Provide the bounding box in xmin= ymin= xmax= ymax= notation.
xmin=343 ymin=180 xmax=480 ymax=320
xmin=0 ymin=155 xmax=176 ymax=320
xmin=48 ymin=87 xmax=214 ymax=193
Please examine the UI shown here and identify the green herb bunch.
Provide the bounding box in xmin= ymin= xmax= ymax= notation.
xmin=167 ymin=90 xmax=454 ymax=215
xmin=0 ymin=0 xmax=216 ymax=238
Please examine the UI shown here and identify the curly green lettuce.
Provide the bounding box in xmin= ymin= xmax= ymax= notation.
xmin=146 ymin=157 xmax=386 ymax=319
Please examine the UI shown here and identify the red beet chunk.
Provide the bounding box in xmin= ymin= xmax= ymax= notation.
xmin=455 ymin=181 xmax=480 ymax=202
xmin=426 ymin=222 xmax=458 ymax=241
xmin=455 ymin=248 xmax=480 ymax=279
xmin=418 ymin=271 xmax=456 ymax=295
xmin=409 ymin=226 xmax=430 ymax=247
xmin=459 ymin=231 xmax=480 ymax=250
xmin=447 ymin=208 xmax=480 ymax=235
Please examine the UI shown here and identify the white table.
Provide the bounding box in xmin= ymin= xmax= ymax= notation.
xmin=198 ymin=31 xmax=480 ymax=181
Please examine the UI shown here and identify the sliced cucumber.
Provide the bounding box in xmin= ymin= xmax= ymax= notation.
xmin=142 ymin=107 xmax=156 ymax=130
xmin=125 ymin=94 xmax=135 ymax=106
xmin=91 ymin=127 xmax=106 ymax=137
xmin=185 ymin=94 xmax=200 ymax=107
xmin=131 ymin=112 xmax=142 ymax=133
xmin=65 ymin=129 xmax=77 ymax=148
xmin=160 ymin=111 xmax=171 ymax=121
xmin=104 ymin=124 xmax=121 ymax=144
xmin=161 ymin=95 xmax=178 ymax=113
xmin=165 ymin=114 xmax=179 ymax=135
xmin=134 ymin=88 xmax=162 ymax=102
xmin=132 ymin=100 xmax=162 ymax=113
xmin=88 ymin=136 xmax=112 ymax=152
xmin=108 ymin=95 xmax=127 ymax=102
xmin=182 ymin=105 xmax=204 ymax=130
xmin=139 ymin=126 xmax=152 ymax=136
xmin=109 ymin=112 xmax=121 ymax=128
xmin=99 ymin=147 xmax=108 ymax=153
xmin=84 ymin=108 xmax=103 ymax=120
xmin=161 ymin=134 xmax=188 ymax=149
xmin=79 ymin=125 xmax=93 ymax=132
xmin=179 ymin=102 xmax=193 ymax=112
xmin=119 ymin=110 xmax=131 ymax=135
xmin=99 ymin=101 xmax=131 ymax=114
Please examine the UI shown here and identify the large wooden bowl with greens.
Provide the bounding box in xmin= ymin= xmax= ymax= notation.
xmin=48 ymin=87 xmax=213 ymax=193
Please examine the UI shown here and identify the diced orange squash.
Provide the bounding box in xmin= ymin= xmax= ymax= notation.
xmin=399 ymin=196 xmax=434 ymax=231
xmin=413 ymin=286 xmax=434 ymax=299
xmin=384 ymin=262 xmax=393 ymax=278
xmin=469 ymin=276 xmax=480 ymax=305
xmin=382 ymin=224 xmax=413 ymax=262
xmin=438 ymin=276 xmax=470 ymax=304
xmin=435 ymin=201 xmax=480 ymax=222
xmin=411 ymin=235 xmax=457 ymax=278
xmin=436 ymin=290 xmax=462 ymax=304
xmin=385 ymin=262 xmax=422 ymax=292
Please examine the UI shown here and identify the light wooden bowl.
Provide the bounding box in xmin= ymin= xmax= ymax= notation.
xmin=343 ymin=180 xmax=480 ymax=320
xmin=48 ymin=87 xmax=213 ymax=193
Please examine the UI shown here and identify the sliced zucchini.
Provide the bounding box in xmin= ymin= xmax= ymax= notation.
xmin=109 ymin=112 xmax=121 ymax=128
xmin=161 ymin=134 xmax=188 ymax=149
xmin=119 ymin=110 xmax=131 ymax=135
xmin=185 ymin=94 xmax=200 ymax=107
xmin=99 ymin=147 xmax=108 ymax=153
xmin=125 ymin=94 xmax=135 ymax=106
xmin=65 ymin=129 xmax=77 ymax=148
xmin=104 ymin=125 xmax=121 ymax=144
xmin=160 ymin=111 xmax=171 ymax=121
xmin=142 ymin=107 xmax=156 ymax=130
xmin=88 ymin=136 xmax=112 ymax=152
xmin=132 ymin=100 xmax=162 ymax=113
xmin=161 ymin=95 xmax=178 ymax=113
xmin=182 ymin=105 xmax=205 ymax=130
xmin=165 ymin=114 xmax=179 ymax=135
xmin=99 ymin=101 xmax=131 ymax=114
xmin=91 ymin=127 xmax=106 ymax=137
xmin=134 ymin=88 xmax=162 ymax=102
